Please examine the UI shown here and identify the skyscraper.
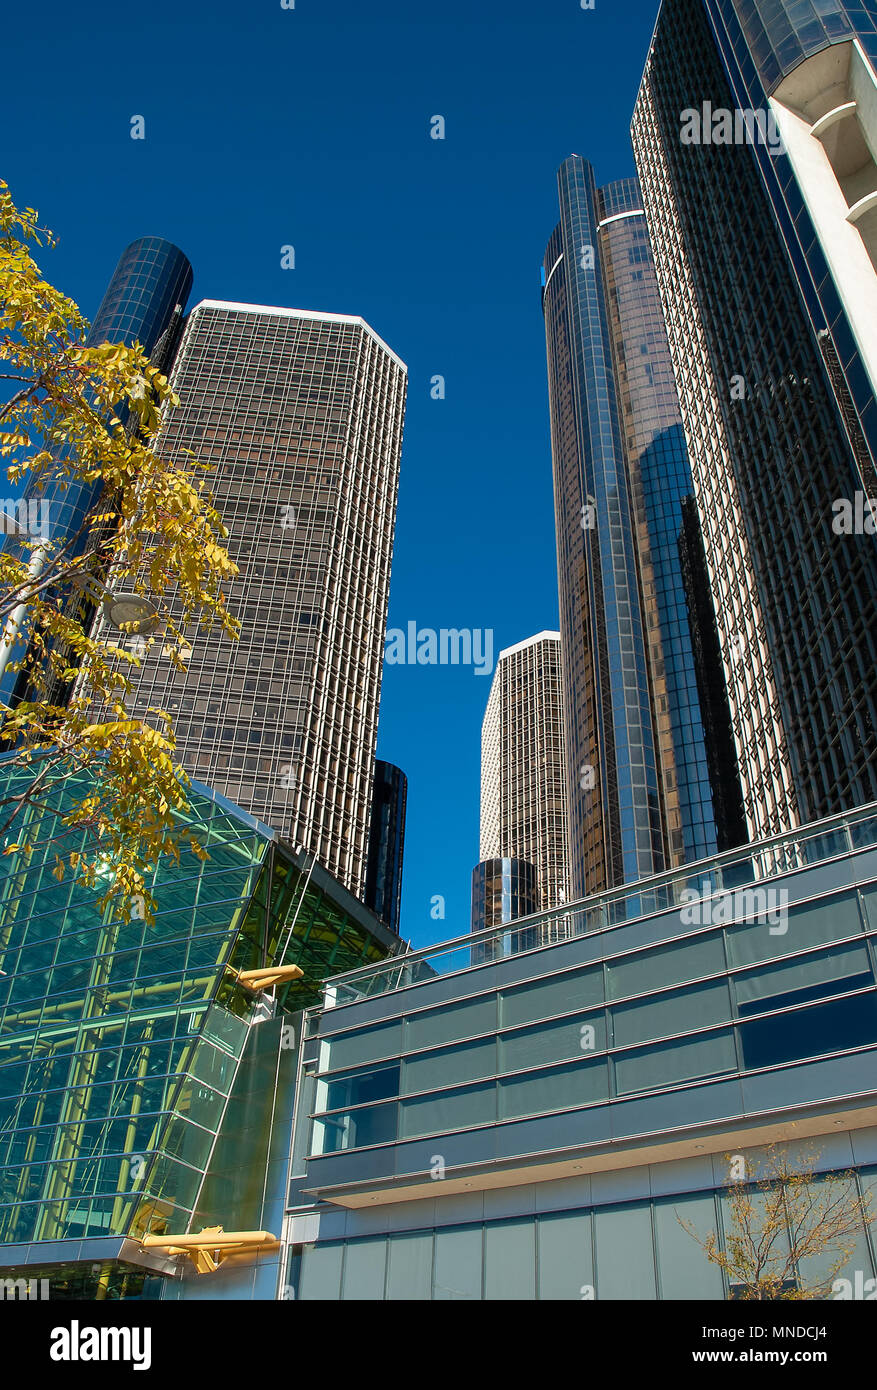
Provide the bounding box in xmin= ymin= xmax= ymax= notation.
xmin=542 ymin=158 xmax=722 ymax=901
xmin=363 ymin=759 xmax=407 ymax=935
xmin=99 ymin=300 xmax=407 ymax=900
xmin=478 ymin=632 xmax=569 ymax=915
xmin=470 ymin=856 xmax=540 ymax=961
xmin=631 ymin=0 xmax=877 ymax=839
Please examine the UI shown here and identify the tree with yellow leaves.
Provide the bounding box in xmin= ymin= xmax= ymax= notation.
xmin=0 ymin=180 xmax=239 ymax=921
xmin=680 ymin=1143 xmax=874 ymax=1299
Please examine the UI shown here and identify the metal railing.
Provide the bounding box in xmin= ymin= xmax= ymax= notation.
xmin=321 ymin=801 xmax=877 ymax=1009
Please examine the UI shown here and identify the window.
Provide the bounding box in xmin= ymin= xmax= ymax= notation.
xmin=399 ymin=1082 xmax=495 ymax=1138
xmin=739 ymin=992 xmax=877 ymax=1070
xmin=612 ymin=981 xmax=731 ymax=1048
xmin=614 ymin=1029 xmax=736 ymax=1095
xmin=734 ymin=942 xmax=872 ymax=1017
xmin=312 ymin=1101 xmax=396 ymax=1153
xmin=315 ymin=1062 xmax=399 ymax=1112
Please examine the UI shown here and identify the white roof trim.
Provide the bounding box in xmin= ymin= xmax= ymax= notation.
xmin=597 ymin=209 xmax=644 ymax=229
xmin=191 ymin=299 xmax=407 ymax=372
xmin=498 ymin=630 xmax=562 ymax=662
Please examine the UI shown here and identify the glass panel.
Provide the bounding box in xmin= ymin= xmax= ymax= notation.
xmin=399 ymin=1082 xmax=495 ymax=1139
xmin=499 ymin=1015 xmax=606 ymax=1072
xmin=654 ymin=1193 xmax=725 ymax=1299
xmin=612 ymin=982 xmax=731 ymax=1048
xmin=606 ymin=932 xmax=724 ymax=1000
xmin=739 ymin=993 xmax=877 ymax=1070
xmin=594 ymin=1203 xmax=656 ymax=1299
xmin=734 ymin=942 xmax=872 ymax=1014
xmin=800 ymin=828 xmax=850 ymax=863
xmin=433 ymin=1225 xmax=482 ymax=1300
xmin=500 ymin=967 xmax=603 ymax=1029
xmin=386 ymin=1232 xmax=433 ymax=1301
xmin=614 ymin=1029 xmax=737 ymax=1094
xmin=796 ymin=1174 xmax=875 ymax=1293
xmin=320 ymin=1020 xmax=402 ymax=1072
xmin=538 ymin=1210 xmax=594 ymax=1300
xmin=299 ymin=1242 xmax=344 ymax=1299
xmin=404 ymin=996 xmax=497 ymax=1051
xmin=859 ymin=883 xmax=877 ymax=932
xmin=341 ymin=1237 xmax=387 ymax=1300
xmin=850 ymin=816 xmax=877 ymax=850
xmin=484 ymin=1219 xmax=536 ymax=1299
xmin=726 ymin=890 xmax=863 ymax=970
xmin=498 ymin=1059 xmax=608 ymax=1120
xmin=315 ymin=1062 xmax=400 ymax=1113
xmin=719 ymin=1188 xmax=791 ymax=1295
xmin=401 ymin=1039 xmax=496 ymax=1094
xmin=312 ymin=1101 xmax=397 ymax=1153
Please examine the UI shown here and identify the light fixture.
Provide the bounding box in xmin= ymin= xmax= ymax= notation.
xmin=101 ymin=590 xmax=161 ymax=634
xmin=70 ymin=571 xmax=161 ymax=634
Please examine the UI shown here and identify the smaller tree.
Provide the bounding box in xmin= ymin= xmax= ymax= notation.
xmin=680 ymin=1142 xmax=874 ymax=1299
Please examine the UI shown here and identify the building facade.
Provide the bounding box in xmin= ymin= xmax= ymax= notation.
xmin=542 ymin=159 xmax=723 ymax=902
xmin=285 ymin=798 xmax=877 ymax=1300
xmin=470 ymin=857 xmax=540 ymax=962
xmin=363 ymin=760 xmax=407 ymax=936
xmin=478 ymin=632 xmax=569 ymax=922
xmin=0 ymin=757 xmax=401 ymax=1299
xmin=97 ymin=300 xmax=407 ymax=900
xmin=631 ymin=0 xmax=877 ymax=842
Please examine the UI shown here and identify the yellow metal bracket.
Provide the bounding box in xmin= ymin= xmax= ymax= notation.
xmin=141 ymin=1226 xmax=281 ymax=1275
xmin=228 ymin=964 xmax=304 ymax=991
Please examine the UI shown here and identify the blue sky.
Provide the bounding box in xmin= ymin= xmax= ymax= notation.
xmin=4 ymin=0 xmax=665 ymax=949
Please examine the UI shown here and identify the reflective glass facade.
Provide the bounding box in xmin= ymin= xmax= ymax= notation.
xmin=0 ymin=758 xmax=399 ymax=1291
xmin=0 ymin=237 xmax=193 ymax=709
xmin=727 ymin=0 xmax=874 ymax=94
xmin=543 ymin=159 xmax=664 ymax=898
xmin=542 ymin=158 xmax=721 ymax=901
xmin=364 ymin=760 xmax=407 ymax=935
xmin=469 ymin=857 xmax=539 ymax=961
xmin=631 ymin=0 xmax=877 ymax=838
xmin=598 ymin=180 xmax=721 ymax=867
xmin=25 ymin=237 xmax=193 ymax=554
xmin=679 ymin=496 xmax=749 ymax=849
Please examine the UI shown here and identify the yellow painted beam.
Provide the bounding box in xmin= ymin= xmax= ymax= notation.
xmin=141 ymin=1226 xmax=281 ymax=1274
xmin=229 ymin=964 xmax=304 ymax=991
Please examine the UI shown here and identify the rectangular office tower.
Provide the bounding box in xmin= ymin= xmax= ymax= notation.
xmin=631 ymin=0 xmax=877 ymax=842
xmin=101 ymin=301 xmax=407 ymax=900
xmin=542 ymin=159 xmax=723 ymax=902
xmin=478 ymin=633 xmax=569 ymax=920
